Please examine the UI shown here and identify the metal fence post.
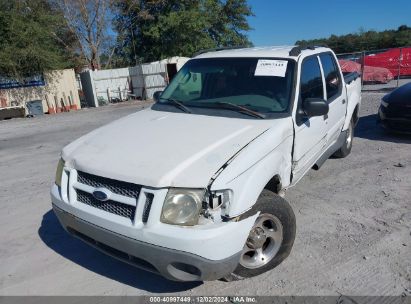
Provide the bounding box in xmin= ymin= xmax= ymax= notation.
xmin=396 ymin=47 xmax=403 ymax=88
xmin=107 ymin=88 xmax=111 ymax=103
xmin=360 ymin=51 xmax=365 ymax=89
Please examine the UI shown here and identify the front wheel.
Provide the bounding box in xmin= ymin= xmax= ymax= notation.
xmin=223 ymin=190 xmax=296 ymax=281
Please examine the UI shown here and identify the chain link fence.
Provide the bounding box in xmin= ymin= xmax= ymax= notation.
xmin=336 ymin=47 xmax=411 ymax=91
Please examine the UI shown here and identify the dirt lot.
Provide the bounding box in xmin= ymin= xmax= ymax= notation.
xmin=0 ymin=93 xmax=410 ymax=296
xmin=362 ymin=78 xmax=410 ymax=92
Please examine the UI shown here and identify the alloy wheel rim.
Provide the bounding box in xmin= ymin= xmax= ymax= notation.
xmin=239 ymin=213 xmax=283 ymax=269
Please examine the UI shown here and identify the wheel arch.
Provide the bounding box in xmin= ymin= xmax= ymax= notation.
xmin=352 ymin=104 xmax=360 ymax=126
xmin=343 ymin=94 xmax=361 ymax=130
xmin=264 ymin=174 xmax=283 ymax=195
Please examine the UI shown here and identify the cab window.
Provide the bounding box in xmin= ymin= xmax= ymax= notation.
xmin=319 ymin=53 xmax=342 ymax=101
xmin=300 ymin=56 xmax=324 ymax=101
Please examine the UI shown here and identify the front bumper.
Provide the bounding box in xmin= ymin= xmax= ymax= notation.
xmin=378 ymin=106 xmax=411 ymax=134
xmin=53 ymin=204 xmax=241 ymax=281
xmin=51 ymin=181 xmax=258 ymax=281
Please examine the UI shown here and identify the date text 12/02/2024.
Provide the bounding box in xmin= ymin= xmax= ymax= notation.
xmin=149 ymin=296 xmax=257 ymax=303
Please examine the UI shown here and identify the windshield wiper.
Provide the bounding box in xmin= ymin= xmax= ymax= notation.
xmin=214 ymin=102 xmax=265 ymax=119
xmin=160 ymin=98 xmax=192 ymax=113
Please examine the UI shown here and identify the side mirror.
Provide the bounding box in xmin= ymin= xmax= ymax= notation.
xmin=153 ymin=91 xmax=163 ymax=102
xmin=303 ymin=98 xmax=329 ymax=117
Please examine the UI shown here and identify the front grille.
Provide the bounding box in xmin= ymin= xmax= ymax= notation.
xmin=76 ymin=189 xmax=136 ymax=220
xmin=142 ymin=193 xmax=154 ymax=223
xmin=77 ymin=171 xmax=140 ymax=198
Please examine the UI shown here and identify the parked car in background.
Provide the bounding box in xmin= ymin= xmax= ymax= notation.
xmin=51 ymin=45 xmax=361 ymax=282
xmin=378 ymin=82 xmax=411 ymax=133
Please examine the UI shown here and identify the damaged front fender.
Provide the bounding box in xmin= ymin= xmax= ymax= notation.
xmin=208 ymin=118 xmax=294 ymax=218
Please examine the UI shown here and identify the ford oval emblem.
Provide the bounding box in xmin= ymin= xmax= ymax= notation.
xmin=92 ymin=188 xmax=110 ymax=201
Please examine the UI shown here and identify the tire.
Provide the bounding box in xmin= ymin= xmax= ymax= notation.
xmin=222 ymin=190 xmax=296 ymax=281
xmin=333 ymin=119 xmax=353 ymax=158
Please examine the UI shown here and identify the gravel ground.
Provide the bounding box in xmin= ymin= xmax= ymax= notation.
xmin=0 ymin=94 xmax=410 ymax=296
xmin=362 ymin=78 xmax=410 ymax=92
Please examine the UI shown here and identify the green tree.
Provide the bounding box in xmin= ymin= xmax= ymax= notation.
xmin=0 ymin=0 xmax=76 ymax=79
xmin=395 ymin=25 xmax=411 ymax=46
xmin=296 ymin=25 xmax=411 ymax=53
xmin=113 ymin=0 xmax=253 ymax=65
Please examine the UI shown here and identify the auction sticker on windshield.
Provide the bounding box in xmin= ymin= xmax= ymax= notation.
xmin=254 ymin=59 xmax=288 ymax=77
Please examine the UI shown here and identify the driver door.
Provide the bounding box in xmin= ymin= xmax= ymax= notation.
xmin=291 ymin=55 xmax=328 ymax=184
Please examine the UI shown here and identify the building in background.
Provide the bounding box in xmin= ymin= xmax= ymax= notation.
xmin=0 ymin=69 xmax=81 ymax=120
xmin=80 ymin=56 xmax=190 ymax=107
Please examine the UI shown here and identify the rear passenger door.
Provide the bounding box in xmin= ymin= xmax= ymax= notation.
xmin=319 ymin=52 xmax=347 ymax=145
xmin=292 ymin=55 xmax=328 ymax=183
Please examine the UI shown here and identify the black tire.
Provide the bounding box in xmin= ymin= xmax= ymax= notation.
xmin=333 ymin=119 xmax=353 ymax=158
xmin=222 ymin=190 xmax=296 ymax=281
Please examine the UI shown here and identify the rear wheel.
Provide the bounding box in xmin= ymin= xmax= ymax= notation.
xmin=222 ymin=190 xmax=296 ymax=281
xmin=333 ymin=119 xmax=353 ymax=158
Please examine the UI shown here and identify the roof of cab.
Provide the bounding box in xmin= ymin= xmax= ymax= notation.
xmin=194 ymin=45 xmax=330 ymax=60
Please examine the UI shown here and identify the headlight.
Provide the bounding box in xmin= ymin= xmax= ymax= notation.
xmin=381 ymin=100 xmax=389 ymax=108
xmin=161 ymin=188 xmax=205 ymax=226
xmin=55 ymin=158 xmax=65 ymax=187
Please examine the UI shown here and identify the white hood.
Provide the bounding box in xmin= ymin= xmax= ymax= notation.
xmin=62 ymin=108 xmax=272 ymax=188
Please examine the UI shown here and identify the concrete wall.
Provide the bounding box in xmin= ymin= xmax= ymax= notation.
xmin=80 ymin=70 xmax=98 ymax=108
xmin=130 ymin=62 xmax=167 ymax=100
xmin=93 ymin=68 xmax=130 ymax=104
xmin=80 ymin=57 xmax=190 ymax=106
xmin=80 ymin=68 xmax=131 ymax=107
xmin=0 ymin=69 xmax=81 ymax=114
xmin=140 ymin=56 xmax=190 ymax=99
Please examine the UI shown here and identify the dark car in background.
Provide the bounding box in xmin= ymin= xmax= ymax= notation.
xmin=378 ymin=82 xmax=411 ymax=133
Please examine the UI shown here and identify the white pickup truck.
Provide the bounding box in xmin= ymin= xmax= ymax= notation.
xmin=51 ymin=46 xmax=361 ymax=282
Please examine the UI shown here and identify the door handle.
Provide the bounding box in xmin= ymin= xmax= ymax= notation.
xmin=342 ymin=99 xmax=346 ymax=104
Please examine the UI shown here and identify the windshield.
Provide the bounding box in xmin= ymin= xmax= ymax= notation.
xmin=160 ymin=57 xmax=295 ymax=114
